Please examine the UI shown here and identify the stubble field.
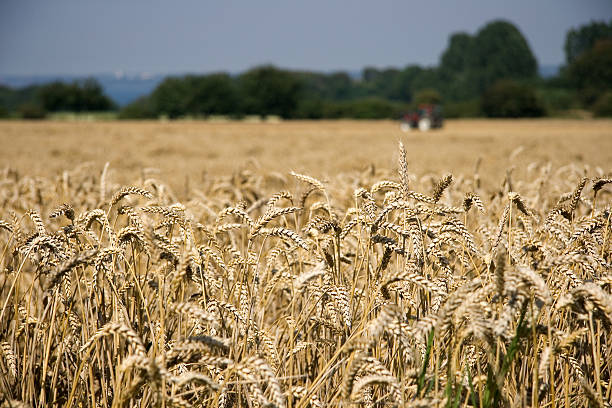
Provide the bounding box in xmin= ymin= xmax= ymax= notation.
xmin=0 ymin=119 xmax=611 ymax=407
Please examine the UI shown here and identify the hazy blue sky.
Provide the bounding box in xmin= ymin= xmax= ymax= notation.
xmin=1 ymin=0 xmax=611 ymax=76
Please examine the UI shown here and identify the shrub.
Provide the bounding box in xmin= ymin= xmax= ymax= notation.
xmin=566 ymin=39 xmax=612 ymax=92
xmin=295 ymin=98 xmax=326 ymax=119
xmin=118 ymin=97 xmax=156 ymax=119
xmin=481 ymin=80 xmax=545 ymax=117
xmin=239 ymin=65 xmax=303 ymax=118
xmin=537 ymin=88 xmax=578 ymax=114
xmin=444 ymin=99 xmax=482 ymax=118
xmin=592 ymin=91 xmax=612 ymax=117
xmin=414 ymin=88 xmax=442 ymax=105
xmin=17 ymin=103 xmax=47 ymax=119
xmin=338 ymin=98 xmax=404 ymax=119
xmin=38 ymin=79 xmax=116 ymax=112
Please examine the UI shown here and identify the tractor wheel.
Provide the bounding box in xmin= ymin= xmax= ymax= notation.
xmin=418 ymin=118 xmax=431 ymax=132
xmin=400 ymin=122 xmax=411 ymax=132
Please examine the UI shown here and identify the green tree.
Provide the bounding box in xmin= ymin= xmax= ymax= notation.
xmin=385 ymin=68 xmax=417 ymax=102
xmin=297 ymin=71 xmax=350 ymax=101
xmin=295 ymin=98 xmax=326 ymax=119
xmin=38 ymin=79 xmax=115 ymax=112
xmin=592 ymin=91 xmax=612 ymax=117
xmin=360 ymin=68 xmax=408 ymax=101
xmin=79 ymin=78 xmax=115 ymax=111
xmin=414 ymin=69 xmax=444 ymax=92
xmin=481 ymin=80 xmax=544 ymax=118
xmin=183 ymin=74 xmax=240 ymax=116
xmin=439 ymin=33 xmax=479 ymax=100
xmin=439 ymin=20 xmax=538 ymax=100
xmin=566 ymin=39 xmax=612 ymax=105
xmin=414 ymin=89 xmax=442 ymax=105
xmin=118 ymin=96 xmax=156 ymax=119
xmin=334 ymin=98 xmax=403 ymax=119
xmin=0 ymin=85 xmax=40 ymax=113
xmin=564 ymin=20 xmax=612 ymax=64
xmin=239 ymin=65 xmax=303 ymax=118
xmin=136 ymin=73 xmax=242 ymax=118
xmin=362 ymin=67 xmax=381 ymax=83
xmin=391 ymin=65 xmax=430 ymax=102
xmin=148 ymin=77 xmax=190 ymax=118
xmin=440 ymin=33 xmax=473 ymax=74
xmin=471 ymin=21 xmax=538 ymax=90
xmin=38 ymin=82 xmax=72 ymax=111
xmin=17 ymin=103 xmax=47 ymax=119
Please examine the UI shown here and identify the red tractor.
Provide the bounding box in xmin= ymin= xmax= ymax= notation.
xmin=400 ymin=104 xmax=444 ymax=132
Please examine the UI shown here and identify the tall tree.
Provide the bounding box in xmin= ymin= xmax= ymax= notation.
xmin=239 ymin=65 xmax=303 ymax=118
xmin=439 ymin=20 xmax=538 ymax=100
xmin=38 ymin=79 xmax=115 ymax=112
xmin=183 ymin=74 xmax=240 ymax=116
xmin=149 ymin=77 xmax=190 ymax=118
xmin=564 ymin=20 xmax=612 ymax=64
xmin=566 ymin=39 xmax=612 ymax=105
xmin=440 ymin=33 xmax=473 ymax=74
xmin=471 ymin=20 xmax=538 ymax=89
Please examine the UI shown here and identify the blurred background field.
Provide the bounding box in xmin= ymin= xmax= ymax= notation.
xmin=1 ymin=118 xmax=610 ymax=194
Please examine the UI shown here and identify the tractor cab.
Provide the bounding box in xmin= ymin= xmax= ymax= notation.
xmin=400 ymin=104 xmax=443 ymax=132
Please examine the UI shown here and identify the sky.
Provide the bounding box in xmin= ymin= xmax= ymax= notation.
xmin=1 ymin=0 xmax=611 ymax=76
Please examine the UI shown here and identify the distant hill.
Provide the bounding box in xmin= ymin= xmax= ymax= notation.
xmin=0 ymin=73 xmax=165 ymax=106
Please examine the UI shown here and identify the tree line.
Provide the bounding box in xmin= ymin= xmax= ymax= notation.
xmin=1 ymin=19 xmax=611 ymax=119
xmin=0 ymin=78 xmax=116 ymax=119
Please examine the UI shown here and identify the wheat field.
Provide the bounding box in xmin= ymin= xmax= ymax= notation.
xmin=0 ymin=119 xmax=611 ymax=407
xmin=1 ymin=119 xmax=611 ymax=192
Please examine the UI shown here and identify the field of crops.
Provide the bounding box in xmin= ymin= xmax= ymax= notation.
xmin=1 ymin=119 xmax=611 ymax=192
xmin=0 ymin=119 xmax=611 ymax=407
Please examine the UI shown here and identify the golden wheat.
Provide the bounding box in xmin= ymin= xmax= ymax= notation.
xmin=0 ymin=139 xmax=610 ymax=408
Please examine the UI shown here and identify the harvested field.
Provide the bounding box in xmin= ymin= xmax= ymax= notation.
xmin=0 ymin=119 xmax=611 ymax=407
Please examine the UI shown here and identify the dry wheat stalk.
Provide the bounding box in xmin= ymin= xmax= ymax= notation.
xmin=0 ymin=140 xmax=610 ymax=408
xmin=110 ymin=186 xmax=153 ymax=206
